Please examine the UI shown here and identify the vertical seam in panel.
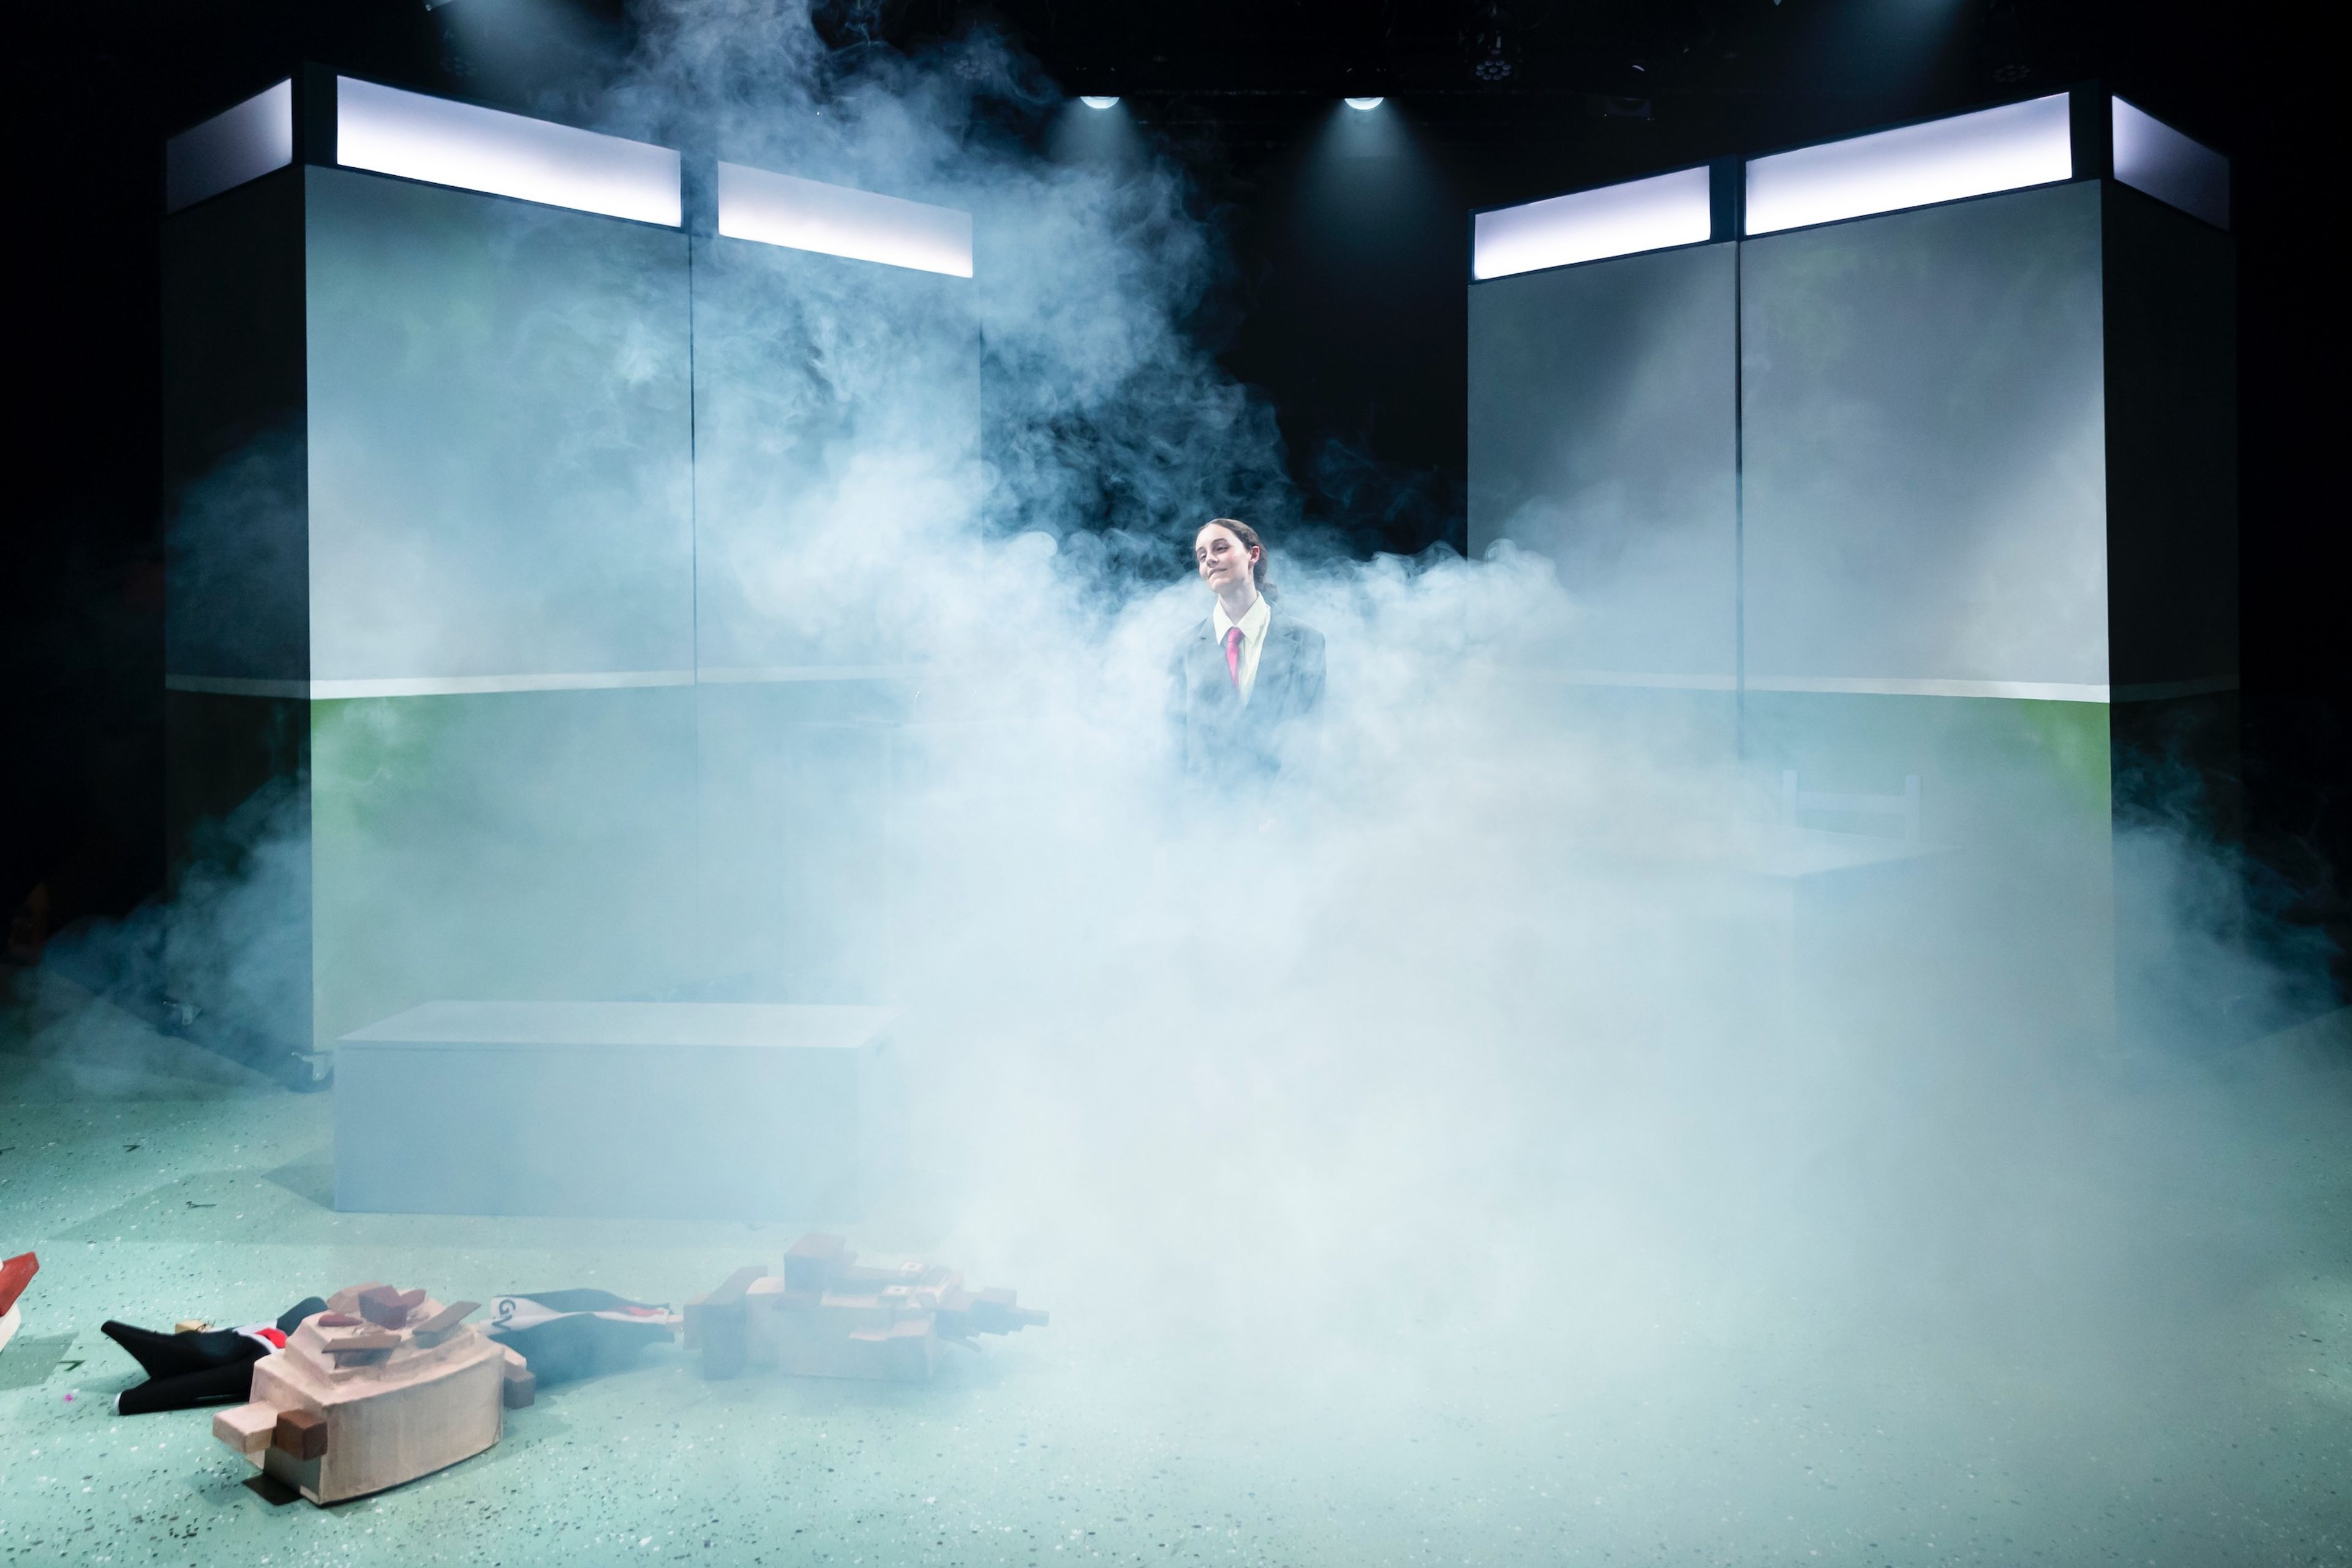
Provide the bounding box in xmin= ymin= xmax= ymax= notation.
xmin=687 ymin=233 xmax=704 ymax=963
xmin=300 ymin=164 xmax=323 ymax=1057
xmin=1733 ymin=238 xmax=1747 ymax=761
xmin=688 ymin=235 xmax=700 ymax=673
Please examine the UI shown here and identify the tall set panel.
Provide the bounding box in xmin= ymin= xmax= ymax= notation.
xmin=1466 ymin=92 xmax=2236 ymax=1043
xmin=162 ymin=77 xmax=980 ymax=1071
xmin=302 ymin=167 xmax=695 ymax=685
xmin=687 ymin=235 xmax=979 ymax=1002
xmin=1740 ymin=181 xmax=2110 ymax=698
xmin=1468 ymin=242 xmax=1738 ymax=691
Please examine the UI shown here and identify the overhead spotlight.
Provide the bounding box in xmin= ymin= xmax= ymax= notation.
xmin=1079 ymin=96 xmax=1120 ymax=109
xmin=423 ymin=0 xmax=459 ymax=9
xmin=1344 ymin=96 xmax=1385 ymax=111
xmin=1465 ymin=3 xmax=1513 ymax=85
xmin=1984 ymin=0 xmax=2033 ymax=84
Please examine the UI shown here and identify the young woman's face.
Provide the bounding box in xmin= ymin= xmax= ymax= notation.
xmin=1195 ymin=525 xmax=1259 ymax=595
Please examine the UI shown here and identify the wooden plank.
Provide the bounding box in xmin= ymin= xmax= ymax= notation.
xmin=410 ymin=1300 xmax=480 ymax=1346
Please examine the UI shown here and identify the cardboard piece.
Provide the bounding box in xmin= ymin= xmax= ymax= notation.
xmin=0 ymin=1253 xmax=38 ymax=1355
xmin=696 ymin=1235 xmax=1047 ymax=1384
xmin=682 ymin=1266 xmax=766 ymax=1381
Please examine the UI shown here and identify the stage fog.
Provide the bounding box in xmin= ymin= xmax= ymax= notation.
xmin=15 ymin=2 xmax=2348 ymax=1562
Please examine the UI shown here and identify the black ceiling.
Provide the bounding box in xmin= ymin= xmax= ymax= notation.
xmin=67 ymin=0 xmax=2253 ymax=159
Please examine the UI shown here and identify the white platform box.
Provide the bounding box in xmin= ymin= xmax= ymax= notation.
xmin=334 ymin=1001 xmax=903 ymax=1219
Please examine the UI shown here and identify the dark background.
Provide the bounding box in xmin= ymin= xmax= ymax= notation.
xmin=7 ymin=0 xmax=2342 ymax=989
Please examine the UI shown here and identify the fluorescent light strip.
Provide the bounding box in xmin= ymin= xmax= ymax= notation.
xmin=167 ymin=671 xmax=693 ymax=699
xmin=1473 ymin=166 xmax=1713 ymax=281
xmin=167 ymin=668 xmax=927 ymax=696
xmin=165 ymin=80 xmax=293 ymax=214
xmin=2111 ymin=99 xmax=2229 ymax=230
xmin=1744 ymin=93 xmax=2071 ymax=236
xmin=336 ymin=76 xmax=680 ymax=227
xmin=716 ymin=162 xmax=974 ymax=277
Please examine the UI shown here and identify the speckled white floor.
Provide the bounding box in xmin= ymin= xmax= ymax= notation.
xmin=3 ymin=967 xmax=2348 ymax=1567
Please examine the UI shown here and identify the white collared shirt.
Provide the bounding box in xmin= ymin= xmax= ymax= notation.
xmin=1212 ymin=593 xmax=1273 ymax=704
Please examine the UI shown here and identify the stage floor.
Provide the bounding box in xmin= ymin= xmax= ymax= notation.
xmin=4 ymin=966 xmax=2349 ymax=1567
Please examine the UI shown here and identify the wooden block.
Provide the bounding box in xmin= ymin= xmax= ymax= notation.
xmin=775 ymin=1311 xmax=940 ymax=1382
xmin=175 ymin=1319 xmax=211 ymax=1335
xmin=273 ymin=1408 xmax=328 ymax=1461
xmin=409 ymin=1300 xmax=479 ymax=1347
xmin=321 ymin=1329 xmax=402 ymax=1353
xmin=501 ymin=1359 xmax=535 ymax=1409
xmin=705 ymin=1276 xmax=760 ymax=1378
xmin=356 ymin=1286 xmax=427 ymax=1329
xmin=784 ymin=1234 xmax=847 ymax=1292
xmin=324 ymin=1283 xmax=384 ymax=1314
xmin=700 ymin=1306 xmax=748 ymax=1381
xmin=939 ymin=1287 xmax=1049 ymax=1338
xmin=742 ymin=1275 xmax=785 ymax=1365
xmin=709 ymin=1265 xmax=766 ymax=1307
xmin=696 ymin=1264 xmax=766 ymax=1381
xmin=316 ymin=1312 xmax=363 ymax=1328
xmin=212 ymin=1401 xmax=276 ymax=1461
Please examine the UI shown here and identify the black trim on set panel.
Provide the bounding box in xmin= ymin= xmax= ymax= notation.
xmin=296 ymin=64 xmax=337 ymax=168
xmin=1709 ymin=158 xmax=1744 ymax=245
xmin=162 ymin=75 xmax=293 ymax=141
xmin=2104 ymin=167 xmax=2234 ymax=235
xmin=682 ymin=154 xmax=718 ymax=239
xmin=2070 ymin=85 xmax=2113 ymax=184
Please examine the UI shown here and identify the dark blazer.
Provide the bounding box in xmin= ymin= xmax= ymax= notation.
xmin=1170 ymin=609 xmax=1327 ymax=788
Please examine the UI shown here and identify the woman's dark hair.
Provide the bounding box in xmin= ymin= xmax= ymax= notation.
xmin=1197 ymin=518 xmax=1278 ymax=601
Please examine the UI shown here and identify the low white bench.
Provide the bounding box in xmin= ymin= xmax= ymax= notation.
xmin=334 ymin=1001 xmax=902 ymax=1219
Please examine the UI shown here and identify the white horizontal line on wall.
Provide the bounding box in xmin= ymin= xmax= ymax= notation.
xmin=1507 ymin=669 xmax=1739 ymax=692
xmin=695 ymin=665 xmax=923 ymax=684
xmin=1746 ymin=675 xmax=2109 ymax=701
